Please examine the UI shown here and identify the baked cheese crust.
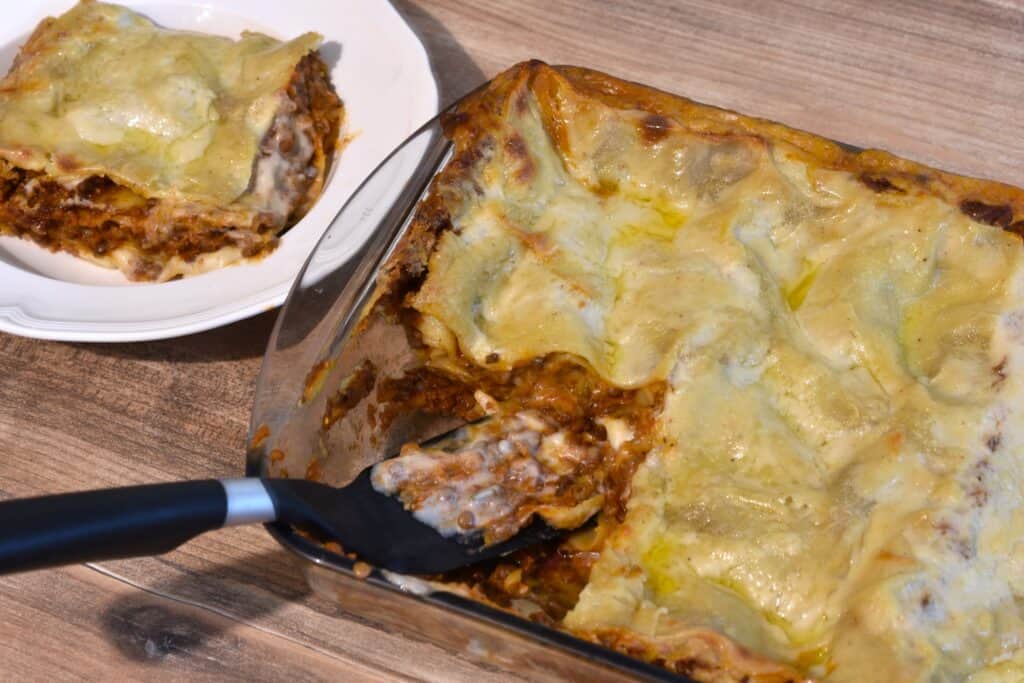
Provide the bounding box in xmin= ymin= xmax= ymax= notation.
xmin=374 ymin=61 xmax=1024 ymax=681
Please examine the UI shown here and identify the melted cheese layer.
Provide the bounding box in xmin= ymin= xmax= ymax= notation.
xmin=0 ymin=1 xmax=320 ymax=206
xmin=413 ymin=68 xmax=1024 ymax=680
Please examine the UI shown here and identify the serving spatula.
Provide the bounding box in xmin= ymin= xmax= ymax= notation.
xmin=0 ymin=455 xmax=565 ymax=576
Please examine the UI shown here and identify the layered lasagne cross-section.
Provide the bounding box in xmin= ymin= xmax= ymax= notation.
xmin=0 ymin=0 xmax=341 ymax=280
xmin=356 ymin=62 xmax=1024 ymax=682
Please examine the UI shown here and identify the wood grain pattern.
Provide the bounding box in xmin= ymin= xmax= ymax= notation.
xmin=0 ymin=564 xmax=393 ymax=683
xmin=0 ymin=1 xmax=1021 ymax=680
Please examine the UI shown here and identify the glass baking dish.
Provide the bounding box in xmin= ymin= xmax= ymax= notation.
xmin=246 ymin=107 xmax=686 ymax=681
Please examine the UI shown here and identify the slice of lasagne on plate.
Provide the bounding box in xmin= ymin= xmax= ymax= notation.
xmin=0 ymin=0 xmax=342 ymax=281
xmin=341 ymin=61 xmax=1024 ymax=682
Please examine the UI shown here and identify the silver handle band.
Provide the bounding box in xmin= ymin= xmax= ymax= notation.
xmin=220 ymin=478 xmax=277 ymax=527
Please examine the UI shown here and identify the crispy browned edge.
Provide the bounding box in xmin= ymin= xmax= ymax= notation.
xmin=370 ymin=60 xmax=1024 ymax=682
xmin=0 ymin=9 xmax=343 ymax=281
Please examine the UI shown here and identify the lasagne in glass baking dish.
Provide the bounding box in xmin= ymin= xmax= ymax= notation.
xmin=277 ymin=61 xmax=1024 ymax=682
xmin=0 ymin=1 xmax=341 ymax=281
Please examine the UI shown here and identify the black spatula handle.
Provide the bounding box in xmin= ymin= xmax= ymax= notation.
xmin=0 ymin=480 xmax=230 ymax=574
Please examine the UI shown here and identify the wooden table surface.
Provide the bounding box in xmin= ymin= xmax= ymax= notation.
xmin=1 ymin=1 xmax=1022 ymax=680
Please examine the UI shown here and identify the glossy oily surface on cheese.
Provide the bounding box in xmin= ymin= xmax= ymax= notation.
xmin=411 ymin=65 xmax=1024 ymax=681
xmin=0 ymin=1 xmax=320 ymax=206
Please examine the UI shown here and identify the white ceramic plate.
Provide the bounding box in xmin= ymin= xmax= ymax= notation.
xmin=0 ymin=0 xmax=438 ymax=341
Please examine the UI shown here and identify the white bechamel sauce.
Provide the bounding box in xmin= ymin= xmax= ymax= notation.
xmin=372 ymin=406 xmax=566 ymax=539
xmin=247 ymin=109 xmax=315 ymax=220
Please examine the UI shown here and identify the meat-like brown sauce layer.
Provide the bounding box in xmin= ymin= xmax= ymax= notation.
xmin=372 ymin=353 xmax=665 ymax=619
xmin=447 ymin=534 xmax=603 ymax=623
xmin=0 ymin=53 xmax=341 ymax=280
xmin=378 ymin=354 xmax=664 ymax=516
xmin=282 ymin=53 xmax=342 ymax=221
